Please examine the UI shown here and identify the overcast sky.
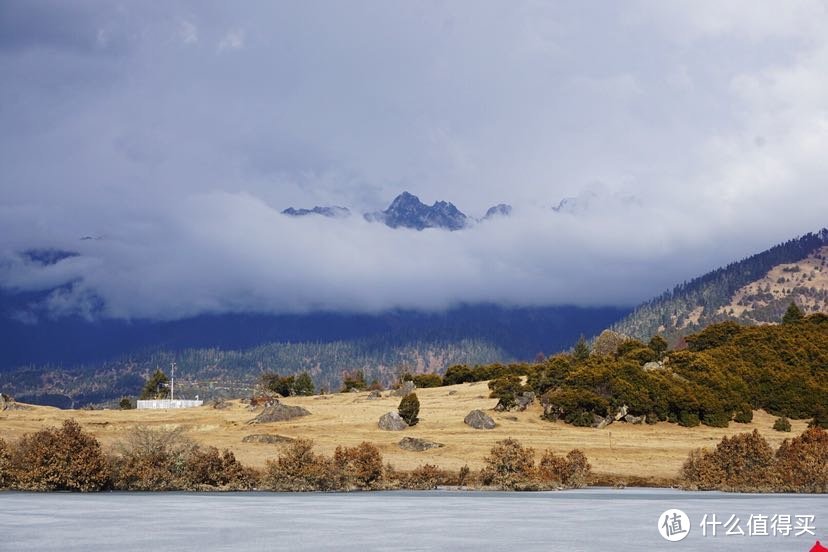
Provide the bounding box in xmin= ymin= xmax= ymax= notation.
xmin=2 ymin=1 xmax=828 ymax=321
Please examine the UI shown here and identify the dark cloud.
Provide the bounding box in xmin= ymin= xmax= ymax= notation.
xmin=1 ymin=1 xmax=827 ymax=320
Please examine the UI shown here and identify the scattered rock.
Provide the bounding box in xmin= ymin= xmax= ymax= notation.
xmin=367 ymin=390 xmax=382 ymax=400
xmin=242 ymin=434 xmax=295 ymax=444
xmin=624 ymin=414 xmax=645 ymax=424
xmin=398 ymin=437 xmax=444 ymax=451
xmin=594 ymin=413 xmax=615 ymax=429
xmin=516 ymin=391 xmax=535 ymax=411
xmin=464 ymin=409 xmax=496 ymax=430
xmin=378 ymin=411 xmax=409 ymax=431
xmin=247 ymin=402 xmax=311 ymax=424
xmin=448 ymin=390 xmax=458 ymax=396
xmin=502 ymin=415 xmax=518 ymax=421
xmin=348 ymin=388 xmax=360 ymax=393
xmin=614 ymin=405 xmax=629 ymax=421
xmin=393 ymin=381 xmax=416 ymax=397
xmin=643 ymin=361 xmax=664 ymax=372
xmin=210 ymin=398 xmax=231 ymax=409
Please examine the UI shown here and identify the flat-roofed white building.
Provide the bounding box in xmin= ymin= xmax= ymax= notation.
xmin=136 ymin=399 xmax=203 ymax=409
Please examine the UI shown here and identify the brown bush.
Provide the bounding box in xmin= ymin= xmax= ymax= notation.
xmin=0 ymin=438 xmax=11 ymax=489
xmin=537 ymin=449 xmax=591 ymax=488
xmin=263 ymin=439 xmax=338 ymax=491
xmin=775 ymin=427 xmax=828 ymax=493
xmin=333 ymin=442 xmax=384 ymax=490
xmin=112 ymin=426 xmax=195 ymax=491
xmin=681 ymin=430 xmax=776 ymax=491
xmin=183 ymin=446 xmax=258 ymax=490
xmin=458 ymin=464 xmax=471 ymax=487
xmin=10 ymin=419 xmax=110 ymax=492
xmin=480 ymin=438 xmax=536 ymax=490
xmin=407 ymin=464 xmax=442 ymax=490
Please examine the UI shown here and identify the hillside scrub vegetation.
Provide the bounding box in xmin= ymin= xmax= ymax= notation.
xmin=429 ymin=314 xmax=827 ymax=429
xmin=681 ymin=427 xmax=828 ymax=493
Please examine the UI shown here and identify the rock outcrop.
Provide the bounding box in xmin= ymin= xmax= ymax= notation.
xmin=242 ymin=434 xmax=295 ymax=444
xmin=0 ymin=393 xmax=29 ymax=411
xmin=378 ymin=411 xmax=409 ymax=431
xmin=398 ymin=437 xmax=444 ymax=451
xmin=464 ymin=409 xmax=496 ymax=430
xmin=247 ymin=401 xmax=311 ymax=424
xmin=624 ymin=414 xmax=645 ymax=424
xmin=516 ymin=392 xmax=535 ymax=411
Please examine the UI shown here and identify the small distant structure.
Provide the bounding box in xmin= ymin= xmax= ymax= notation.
xmin=137 ymin=399 xmax=203 ymax=409
xmin=137 ymin=362 xmax=203 ymax=410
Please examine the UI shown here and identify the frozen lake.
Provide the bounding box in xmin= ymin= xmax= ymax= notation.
xmin=0 ymin=488 xmax=825 ymax=551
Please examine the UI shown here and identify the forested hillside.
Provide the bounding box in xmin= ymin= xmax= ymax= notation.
xmin=612 ymin=229 xmax=828 ymax=342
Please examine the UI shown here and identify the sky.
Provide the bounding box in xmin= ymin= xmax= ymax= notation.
xmin=2 ymin=0 xmax=828 ymax=321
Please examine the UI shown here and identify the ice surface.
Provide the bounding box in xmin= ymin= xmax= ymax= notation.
xmin=0 ymin=488 xmax=824 ymax=551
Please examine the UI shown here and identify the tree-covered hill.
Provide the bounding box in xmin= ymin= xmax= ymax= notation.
xmin=612 ymin=228 xmax=828 ymax=342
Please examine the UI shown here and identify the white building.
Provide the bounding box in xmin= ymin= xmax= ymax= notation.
xmin=136 ymin=399 xmax=203 ymax=410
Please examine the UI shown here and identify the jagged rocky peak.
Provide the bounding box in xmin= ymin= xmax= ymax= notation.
xmin=282 ymin=206 xmax=351 ymax=218
xmin=366 ymin=191 xmax=468 ymax=231
xmin=483 ymin=203 xmax=512 ymax=219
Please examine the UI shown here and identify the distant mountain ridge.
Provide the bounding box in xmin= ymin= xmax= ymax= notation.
xmin=612 ymin=228 xmax=828 ymax=342
xmin=284 ymin=192 xmax=511 ymax=231
xmin=281 ymin=206 xmax=351 ymax=218
xmin=0 ymin=304 xmax=629 ymax=406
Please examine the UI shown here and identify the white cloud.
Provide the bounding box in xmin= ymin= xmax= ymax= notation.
xmin=2 ymin=1 xmax=828 ymax=320
xmin=178 ymin=19 xmax=198 ymax=45
xmin=217 ymin=27 xmax=244 ymax=52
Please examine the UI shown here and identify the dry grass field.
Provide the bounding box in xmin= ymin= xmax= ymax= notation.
xmin=0 ymin=381 xmax=809 ymax=482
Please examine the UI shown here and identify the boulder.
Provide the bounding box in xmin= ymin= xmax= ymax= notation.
xmin=614 ymin=405 xmax=629 ymax=421
xmin=464 ymin=409 xmax=496 ymax=430
xmin=242 ymin=434 xmax=295 ymax=444
xmin=643 ymin=361 xmax=664 ymax=372
xmin=516 ymin=391 xmax=535 ymax=411
xmin=624 ymin=414 xmax=645 ymax=424
xmin=247 ymin=402 xmax=311 ymax=424
xmin=366 ymin=390 xmax=382 ymax=400
xmin=393 ymin=381 xmax=416 ymax=397
xmin=398 ymin=437 xmax=444 ymax=451
xmin=378 ymin=411 xmax=409 ymax=431
xmin=594 ymin=413 xmax=614 ymax=429
xmin=210 ymin=398 xmax=231 ymax=409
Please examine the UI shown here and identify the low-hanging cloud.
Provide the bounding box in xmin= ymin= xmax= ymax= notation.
xmin=2 ymin=1 xmax=828 ymax=321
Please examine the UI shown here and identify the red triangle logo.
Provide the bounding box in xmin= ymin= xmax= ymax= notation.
xmin=811 ymin=541 xmax=828 ymax=552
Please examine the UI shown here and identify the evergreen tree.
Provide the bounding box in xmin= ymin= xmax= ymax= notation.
xmin=293 ymin=372 xmax=315 ymax=396
xmin=782 ymin=302 xmax=804 ymax=324
xmin=140 ymin=369 xmax=169 ymax=400
xmin=398 ymin=393 xmax=420 ymax=426
xmin=573 ymin=335 xmax=590 ymax=361
xmin=119 ymin=397 xmax=133 ymax=410
xmin=647 ymin=335 xmax=668 ymax=359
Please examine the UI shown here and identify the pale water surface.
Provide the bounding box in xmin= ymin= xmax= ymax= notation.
xmin=0 ymin=488 xmax=825 ymax=551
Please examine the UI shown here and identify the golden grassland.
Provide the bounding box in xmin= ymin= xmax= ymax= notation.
xmin=0 ymin=381 xmax=809 ymax=481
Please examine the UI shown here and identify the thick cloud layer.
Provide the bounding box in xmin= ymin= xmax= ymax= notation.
xmin=2 ymin=1 xmax=828 ymax=320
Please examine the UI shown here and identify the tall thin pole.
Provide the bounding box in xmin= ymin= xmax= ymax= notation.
xmin=171 ymin=362 xmax=176 ymax=401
